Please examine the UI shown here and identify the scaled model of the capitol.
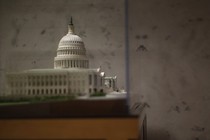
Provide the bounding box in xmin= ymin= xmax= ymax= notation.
xmin=5 ymin=19 xmax=121 ymax=98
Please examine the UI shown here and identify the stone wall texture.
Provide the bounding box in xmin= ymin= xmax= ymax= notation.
xmin=0 ymin=0 xmax=210 ymax=140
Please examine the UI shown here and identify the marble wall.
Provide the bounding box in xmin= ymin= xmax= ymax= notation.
xmin=0 ymin=0 xmax=210 ymax=140
xmin=129 ymin=0 xmax=210 ymax=139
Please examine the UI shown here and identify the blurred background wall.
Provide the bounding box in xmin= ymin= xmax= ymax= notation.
xmin=129 ymin=0 xmax=210 ymax=139
xmin=0 ymin=0 xmax=210 ymax=140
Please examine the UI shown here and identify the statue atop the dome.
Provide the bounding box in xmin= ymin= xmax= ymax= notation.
xmin=69 ymin=17 xmax=73 ymax=25
xmin=68 ymin=17 xmax=74 ymax=34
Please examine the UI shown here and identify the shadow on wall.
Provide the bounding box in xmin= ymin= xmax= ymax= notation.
xmin=148 ymin=129 xmax=174 ymax=140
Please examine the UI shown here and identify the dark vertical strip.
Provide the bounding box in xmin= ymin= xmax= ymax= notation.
xmin=124 ymin=0 xmax=130 ymax=108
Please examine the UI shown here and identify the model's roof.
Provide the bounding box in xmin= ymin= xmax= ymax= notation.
xmin=26 ymin=68 xmax=98 ymax=73
xmin=8 ymin=68 xmax=100 ymax=75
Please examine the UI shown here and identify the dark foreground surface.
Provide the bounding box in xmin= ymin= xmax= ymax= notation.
xmin=0 ymin=98 xmax=131 ymax=118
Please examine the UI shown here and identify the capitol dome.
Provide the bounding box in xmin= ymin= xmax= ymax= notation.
xmin=54 ymin=18 xmax=89 ymax=69
xmin=59 ymin=34 xmax=83 ymax=44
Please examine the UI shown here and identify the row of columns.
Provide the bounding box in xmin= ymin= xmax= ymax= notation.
xmin=55 ymin=59 xmax=89 ymax=68
xmin=57 ymin=49 xmax=85 ymax=56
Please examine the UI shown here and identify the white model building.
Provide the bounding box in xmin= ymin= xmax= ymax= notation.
xmin=6 ymin=19 xmax=118 ymax=98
